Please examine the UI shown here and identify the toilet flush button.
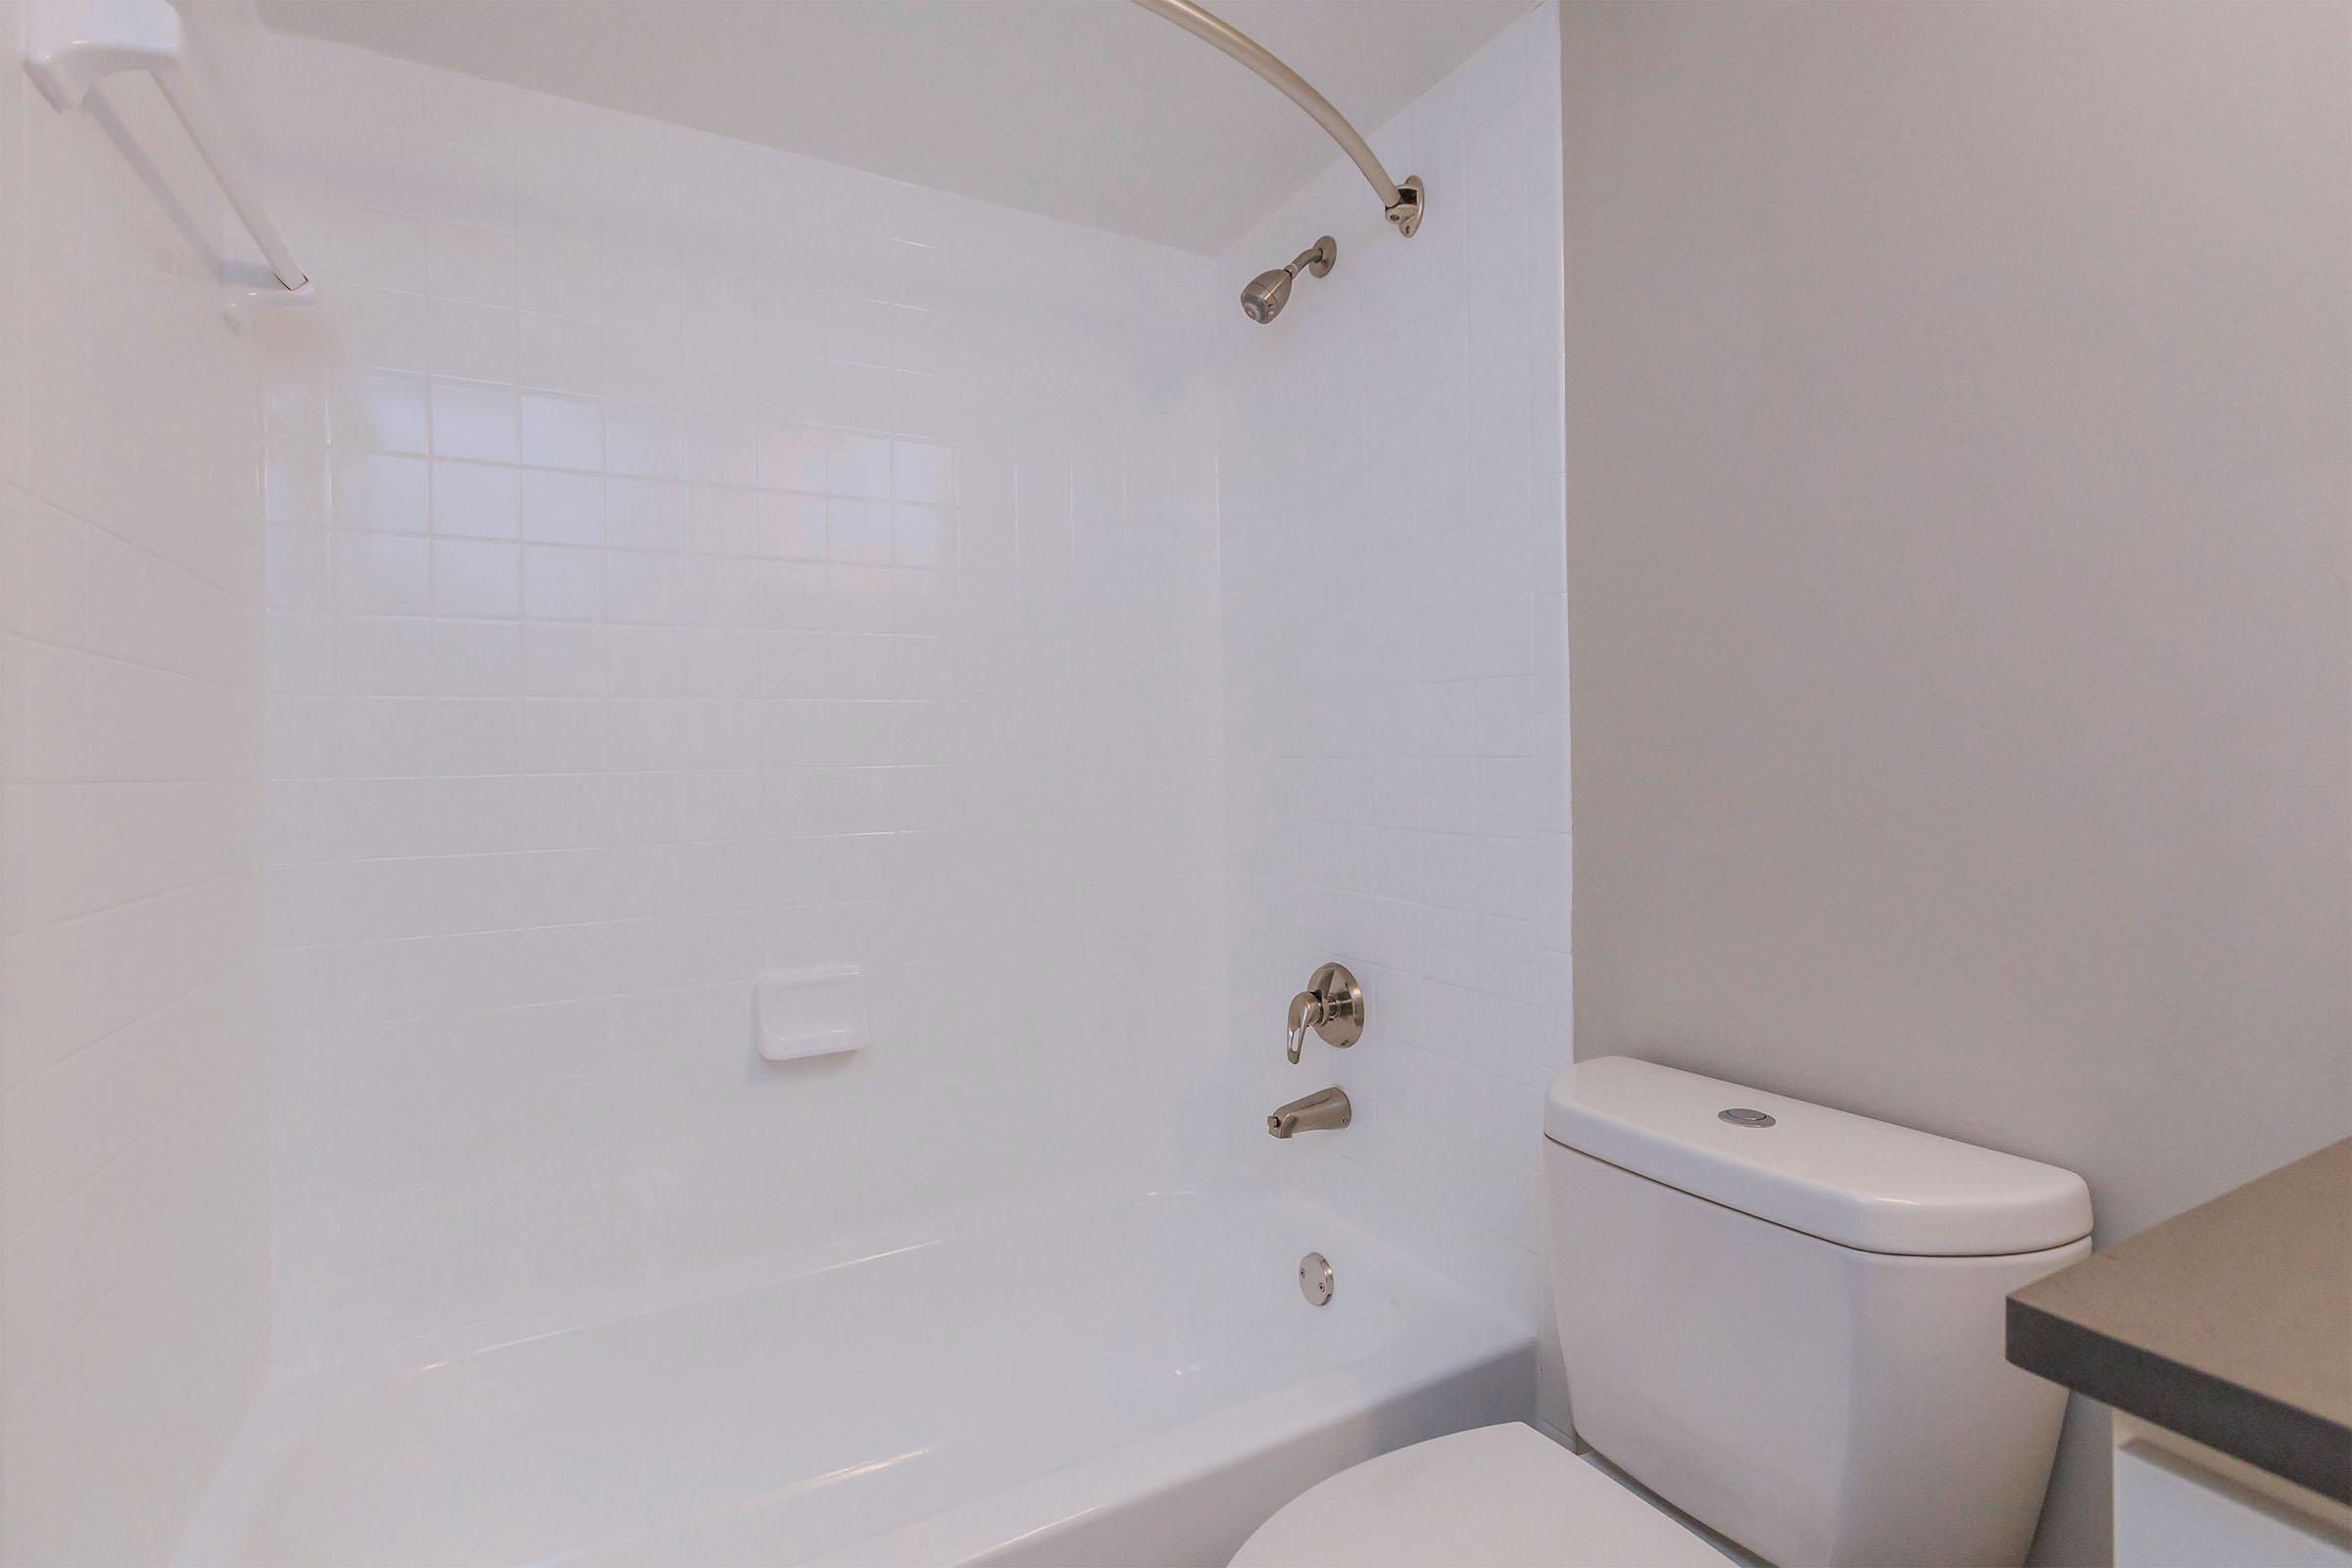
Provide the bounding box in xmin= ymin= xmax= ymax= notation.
xmin=1719 ymin=1107 xmax=1777 ymax=1128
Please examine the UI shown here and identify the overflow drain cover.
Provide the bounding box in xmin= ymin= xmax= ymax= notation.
xmin=1299 ymin=1251 xmax=1334 ymax=1306
xmin=1719 ymin=1107 xmax=1777 ymax=1128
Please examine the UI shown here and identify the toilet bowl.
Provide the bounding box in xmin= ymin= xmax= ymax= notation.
xmin=1231 ymin=1421 xmax=1731 ymax=1567
xmin=1235 ymin=1057 xmax=2093 ymax=1567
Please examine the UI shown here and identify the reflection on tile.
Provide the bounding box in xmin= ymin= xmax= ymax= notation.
xmin=335 ymin=531 xmax=431 ymax=613
xmin=430 ymin=538 xmax=520 ymax=615
xmin=430 ymin=379 xmax=520 ymax=464
xmin=520 ymin=392 xmax=603 ymax=471
xmin=331 ymin=371 xmax=429 ymax=454
xmin=521 ymin=469 xmax=604 ymax=547
xmin=431 ymin=460 xmax=520 ymax=539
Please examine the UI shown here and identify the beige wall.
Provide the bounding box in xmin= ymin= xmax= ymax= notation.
xmin=1559 ymin=4 xmax=2350 ymax=1563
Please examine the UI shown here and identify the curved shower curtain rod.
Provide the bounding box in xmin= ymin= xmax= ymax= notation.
xmin=1128 ymin=0 xmax=1424 ymax=238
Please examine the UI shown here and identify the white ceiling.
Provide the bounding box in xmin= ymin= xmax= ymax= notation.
xmin=249 ymin=0 xmax=1531 ymax=255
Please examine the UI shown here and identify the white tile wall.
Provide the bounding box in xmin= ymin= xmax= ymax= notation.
xmin=1214 ymin=3 xmax=1570 ymax=1349
xmin=240 ymin=32 xmax=1226 ymax=1369
xmin=0 ymin=3 xmax=273 ymax=1558
xmin=4 ymin=8 xmax=1570 ymax=1544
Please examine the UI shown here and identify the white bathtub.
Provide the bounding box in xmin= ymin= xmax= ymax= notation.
xmin=184 ymin=1189 xmax=1532 ymax=1567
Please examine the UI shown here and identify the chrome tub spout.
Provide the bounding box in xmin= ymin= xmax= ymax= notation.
xmin=1267 ymin=1087 xmax=1350 ymax=1139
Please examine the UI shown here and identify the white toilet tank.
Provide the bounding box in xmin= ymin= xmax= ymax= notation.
xmin=1544 ymin=1057 xmax=2093 ymax=1567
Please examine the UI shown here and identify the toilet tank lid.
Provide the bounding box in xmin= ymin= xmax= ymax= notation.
xmin=1544 ymin=1057 xmax=2092 ymax=1256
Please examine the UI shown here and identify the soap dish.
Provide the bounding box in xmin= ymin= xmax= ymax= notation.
xmin=756 ymin=965 xmax=867 ymax=1061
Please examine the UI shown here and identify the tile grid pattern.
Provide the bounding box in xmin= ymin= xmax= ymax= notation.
xmin=1216 ymin=5 xmax=1569 ymax=1326
xmin=246 ymin=37 xmax=1226 ymax=1369
xmin=0 ymin=7 xmax=273 ymax=1560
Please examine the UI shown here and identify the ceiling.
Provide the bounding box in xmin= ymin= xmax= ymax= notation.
xmin=249 ymin=0 xmax=1531 ymax=255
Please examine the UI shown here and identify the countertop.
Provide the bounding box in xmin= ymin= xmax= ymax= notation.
xmin=2006 ymin=1137 xmax=2352 ymax=1502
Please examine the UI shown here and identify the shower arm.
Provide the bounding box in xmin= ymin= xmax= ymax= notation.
xmin=1127 ymin=0 xmax=1424 ymax=238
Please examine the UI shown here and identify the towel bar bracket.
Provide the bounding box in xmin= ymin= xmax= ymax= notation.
xmin=24 ymin=0 xmax=178 ymax=111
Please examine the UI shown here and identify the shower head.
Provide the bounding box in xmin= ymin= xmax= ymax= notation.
xmin=1241 ymin=268 xmax=1294 ymax=323
xmin=1240 ymin=235 xmax=1336 ymax=323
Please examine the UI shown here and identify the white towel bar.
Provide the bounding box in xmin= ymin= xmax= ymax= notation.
xmin=24 ymin=0 xmax=313 ymax=326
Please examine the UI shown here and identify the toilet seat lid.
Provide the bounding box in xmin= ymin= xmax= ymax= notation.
xmin=1229 ymin=1424 xmax=1732 ymax=1568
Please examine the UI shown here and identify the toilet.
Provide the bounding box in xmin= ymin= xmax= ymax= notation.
xmin=1235 ymin=1056 xmax=2094 ymax=1567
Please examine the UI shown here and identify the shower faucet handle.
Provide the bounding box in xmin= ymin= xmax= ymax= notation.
xmin=1285 ymin=992 xmax=1317 ymax=1064
xmin=1285 ymin=962 xmax=1364 ymax=1063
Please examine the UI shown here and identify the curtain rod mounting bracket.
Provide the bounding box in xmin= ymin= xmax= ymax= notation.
xmin=1386 ymin=176 xmax=1425 ymax=238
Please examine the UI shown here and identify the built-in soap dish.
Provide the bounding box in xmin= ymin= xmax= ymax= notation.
xmin=756 ymin=965 xmax=867 ymax=1061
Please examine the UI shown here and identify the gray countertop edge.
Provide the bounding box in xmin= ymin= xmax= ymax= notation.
xmin=2006 ymin=1295 xmax=2352 ymax=1505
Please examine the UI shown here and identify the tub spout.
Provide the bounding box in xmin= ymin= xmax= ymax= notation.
xmin=1267 ymin=1086 xmax=1350 ymax=1138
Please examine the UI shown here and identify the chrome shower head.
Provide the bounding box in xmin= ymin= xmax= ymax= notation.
xmin=1242 ymin=268 xmax=1294 ymax=323
xmin=1240 ymin=235 xmax=1336 ymax=323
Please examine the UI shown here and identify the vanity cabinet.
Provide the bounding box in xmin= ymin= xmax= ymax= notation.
xmin=2113 ymin=1421 xmax=2351 ymax=1567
